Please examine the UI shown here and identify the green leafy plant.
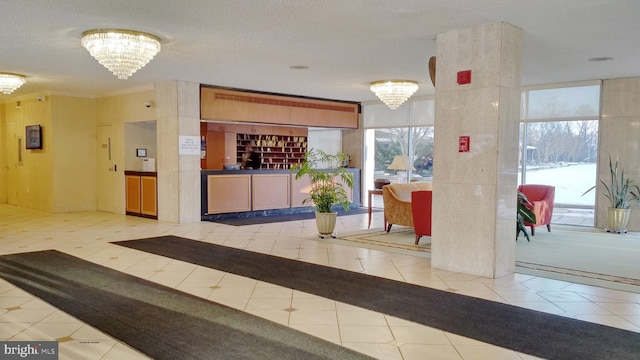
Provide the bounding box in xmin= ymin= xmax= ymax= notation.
xmin=291 ymin=149 xmax=354 ymax=213
xmin=582 ymin=155 xmax=640 ymax=209
xmin=517 ymin=191 xmax=536 ymax=241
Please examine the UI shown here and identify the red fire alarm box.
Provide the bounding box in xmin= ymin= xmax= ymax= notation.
xmin=459 ymin=136 xmax=470 ymax=152
xmin=457 ymin=70 xmax=472 ymax=85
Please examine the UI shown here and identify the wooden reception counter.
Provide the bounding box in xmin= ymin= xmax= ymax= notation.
xmin=201 ymin=168 xmax=361 ymax=219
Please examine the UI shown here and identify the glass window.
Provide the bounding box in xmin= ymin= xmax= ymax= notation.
xmin=526 ymin=85 xmax=600 ymax=119
xmin=521 ymin=120 xmax=598 ymax=207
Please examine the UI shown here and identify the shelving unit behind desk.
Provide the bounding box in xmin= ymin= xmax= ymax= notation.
xmin=236 ymin=133 xmax=307 ymax=170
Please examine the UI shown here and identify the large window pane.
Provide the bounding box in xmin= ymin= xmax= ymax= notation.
xmin=527 ymin=85 xmax=600 ymax=119
xmin=522 ymin=120 xmax=598 ymax=207
xmin=373 ymin=128 xmax=407 ymax=183
xmin=410 ymin=127 xmax=434 ymax=180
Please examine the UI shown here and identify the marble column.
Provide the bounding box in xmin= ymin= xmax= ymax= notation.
xmin=431 ymin=23 xmax=523 ymax=278
xmin=598 ymin=78 xmax=640 ymax=231
xmin=155 ymin=81 xmax=202 ymax=223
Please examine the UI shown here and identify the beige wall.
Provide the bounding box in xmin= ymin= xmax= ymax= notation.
xmin=0 ymin=88 xmax=156 ymax=214
xmin=51 ymin=96 xmax=97 ymax=212
xmin=1 ymin=95 xmax=97 ymax=212
xmin=598 ymin=78 xmax=640 ymax=231
xmin=96 ymin=88 xmax=156 ymax=214
xmin=125 ymin=121 xmax=157 ymax=171
xmin=0 ymin=102 xmax=6 ymax=203
xmin=2 ymin=96 xmax=54 ymax=211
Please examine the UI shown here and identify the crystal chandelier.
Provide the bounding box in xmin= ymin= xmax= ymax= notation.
xmin=0 ymin=73 xmax=27 ymax=95
xmin=370 ymin=80 xmax=419 ymax=109
xmin=81 ymin=29 xmax=161 ymax=79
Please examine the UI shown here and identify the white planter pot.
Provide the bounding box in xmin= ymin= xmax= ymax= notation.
xmin=606 ymin=207 xmax=631 ymax=234
xmin=315 ymin=212 xmax=337 ymax=235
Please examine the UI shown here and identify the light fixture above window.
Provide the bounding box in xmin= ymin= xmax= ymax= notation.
xmin=81 ymin=29 xmax=161 ymax=79
xmin=370 ymin=80 xmax=419 ymax=109
xmin=0 ymin=73 xmax=27 ymax=95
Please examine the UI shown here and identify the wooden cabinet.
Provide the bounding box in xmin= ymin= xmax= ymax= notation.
xmin=236 ymin=133 xmax=307 ymax=170
xmin=125 ymin=172 xmax=157 ymax=219
xmin=125 ymin=175 xmax=141 ymax=213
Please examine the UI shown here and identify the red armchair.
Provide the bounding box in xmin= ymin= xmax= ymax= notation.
xmin=517 ymin=184 xmax=555 ymax=236
xmin=411 ymin=190 xmax=432 ymax=245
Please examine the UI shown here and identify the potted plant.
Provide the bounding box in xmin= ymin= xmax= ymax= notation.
xmin=517 ymin=191 xmax=536 ymax=241
xmin=583 ymin=155 xmax=640 ymax=233
xmin=291 ymin=149 xmax=354 ymax=237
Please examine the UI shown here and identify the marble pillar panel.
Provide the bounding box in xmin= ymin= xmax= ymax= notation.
xmin=436 ymin=23 xmax=521 ymax=92
xmin=155 ymin=81 xmax=178 ymax=120
xmin=434 ymin=87 xmax=501 ymax=186
xmin=432 ymin=182 xmax=498 ymax=277
xmin=176 ymin=81 xmax=201 ymax=119
xmin=432 ymin=22 xmax=522 ymax=277
xmin=597 ymin=78 xmax=640 ymax=231
xmin=155 ymin=81 xmax=202 ymax=223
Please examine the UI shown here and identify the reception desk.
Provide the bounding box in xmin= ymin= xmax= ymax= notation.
xmin=201 ymin=168 xmax=361 ymax=219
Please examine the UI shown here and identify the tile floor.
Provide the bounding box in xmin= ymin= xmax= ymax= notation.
xmin=1 ymin=204 xmax=639 ymax=360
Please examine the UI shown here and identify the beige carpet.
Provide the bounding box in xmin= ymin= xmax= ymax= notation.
xmin=515 ymin=226 xmax=640 ymax=288
xmin=335 ymin=225 xmax=640 ymax=290
xmin=335 ymin=227 xmax=430 ymax=254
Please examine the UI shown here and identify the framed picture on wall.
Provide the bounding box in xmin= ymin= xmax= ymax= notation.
xmin=136 ymin=148 xmax=147 ymax=157
xmin=26 ymin=125 xmax=42 ymax=150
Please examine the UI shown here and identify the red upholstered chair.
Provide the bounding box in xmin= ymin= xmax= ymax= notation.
xmin=382 ymin=182 xmax=432 ymax=232
xmin=411 ymin=190 xmax=432 ymax=245
xmin=517 ymin=184 xmax=555 ymax=236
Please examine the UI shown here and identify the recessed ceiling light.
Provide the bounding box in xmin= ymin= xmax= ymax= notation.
xmin=289 ymin=65 xmax=309 ymax=70
xmin=588 ymin=57 xmax=613 ymax=62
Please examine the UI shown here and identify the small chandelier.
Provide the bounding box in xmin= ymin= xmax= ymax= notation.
xmin=370 ymin=80 xmax=419 ymax=109
xmin=0 ymin=73 xmax=27 ymax=95
xmin=81 ymin=29 xmax=161 ymax=79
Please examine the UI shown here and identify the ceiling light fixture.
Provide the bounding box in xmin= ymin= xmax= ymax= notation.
xmin=81 ymin=29 xmax=161 ymax=79
xmin=370 ymin=80 xmax=419 ymax=109
xmin=0 ymin=73 xmax=27 ymax=95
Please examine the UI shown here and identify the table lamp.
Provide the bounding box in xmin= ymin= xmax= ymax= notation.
xmin=387 ymin=155 xmax=415 ymax=183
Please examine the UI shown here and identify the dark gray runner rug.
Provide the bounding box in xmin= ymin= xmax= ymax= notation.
xmin=114 ymin=235 xmax=640 ymax=360
xmin=0 ymin=250 xmax=373 ymax=360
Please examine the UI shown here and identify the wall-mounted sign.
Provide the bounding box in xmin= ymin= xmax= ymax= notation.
xmin=136 ymin=148 xmax=147 ymax=157
xmin=179 ymin=136 xmax=200 ymax=155
xmin=458 ymin=135 xmax=470 ymax=152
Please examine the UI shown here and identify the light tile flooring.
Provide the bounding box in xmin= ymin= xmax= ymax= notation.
xmin=1 ymin=204 xmax=639 ymax=360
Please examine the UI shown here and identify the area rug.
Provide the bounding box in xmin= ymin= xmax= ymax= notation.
xmin=0 ymin=250 xmax=373 ymax=360
xmin=338 ymin=226 xmax=640 ymax=289
xmin=334 ymin=228 xmax=430 ymax=253
xmin=516 ymin=227 xmax=640 ymax=287
xmin=113 ymin=235 xmax=640 ymax=360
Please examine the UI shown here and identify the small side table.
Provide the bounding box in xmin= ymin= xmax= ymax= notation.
xmin=368 ymin=189 xmax=383 ymax=228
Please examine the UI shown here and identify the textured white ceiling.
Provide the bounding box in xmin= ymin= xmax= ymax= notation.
xmin=1 ymin=0 xmax=639 ymax=102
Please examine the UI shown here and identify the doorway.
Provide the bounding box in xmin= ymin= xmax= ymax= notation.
xmin=97 ymin=125 xmax=116 ymax=213
xmin=5 ymin=124 xmax=19 ymax=205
